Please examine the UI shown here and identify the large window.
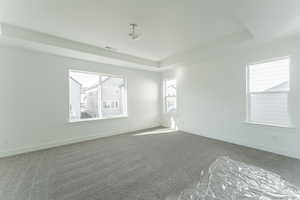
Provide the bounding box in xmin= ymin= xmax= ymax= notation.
xmin=69 ymin=70 xmax=127 ymax=122
xmin=164 ymin=79 xmax=177 ymax=112
xmin=246 ymin=57 xmax=291 ymax=127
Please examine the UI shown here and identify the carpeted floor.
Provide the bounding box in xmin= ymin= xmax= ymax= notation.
xmin=1 ymin=128 xmax=300 ymax=200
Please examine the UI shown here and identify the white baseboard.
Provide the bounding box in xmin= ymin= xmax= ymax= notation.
xmin=180 ymin=128 xmax=300 ymax=160
xmin=0 ymin=125 xmax=161 ymax=158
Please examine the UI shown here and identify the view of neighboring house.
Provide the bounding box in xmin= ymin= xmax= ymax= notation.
xmin=249 ymin=80 xmax=290 ymax=125
xmin=101 ymin=77 xmax=125 ymax=117
xmin=265 ymin=81 xmax=289 ymax=92
xmin=81 ymin=84 xmax=99 ymax=119
xmin=69 ymin=71 xmax=125 ymax=120
xmin=69 ymin=77 xmax=81 ymax=120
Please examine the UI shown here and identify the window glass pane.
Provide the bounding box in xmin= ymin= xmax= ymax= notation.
xmin=247 ymin=58 xmax=291 ymax=126
xmin=166 ymin=79 xmax=176 ymax=96
xmin=250 ymin=93 xmax=290 ymax=126
xmin=166 ymin=97 xmax=176 ymax=112
xmin=69 ymin=71 xmax=100 ymax=120
xmin=249 ymin=58 xmax=290 ymax=92
xmin=101 ymin=76 xmax=125 ymax=118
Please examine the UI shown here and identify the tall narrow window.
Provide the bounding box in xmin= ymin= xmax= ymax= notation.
xmin=246 ymin=57 xmax=291 ymax=127
xmin=164 ymin=79 xmax=177 ymax=112
xmin=69 ymin=70 xmax=127 ymax=122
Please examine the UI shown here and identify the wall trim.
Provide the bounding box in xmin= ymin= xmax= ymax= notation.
xmin=0 ymin=125 xmax=162 ymax=158
xmin=180 ymin=128 xmax=300 ymax=160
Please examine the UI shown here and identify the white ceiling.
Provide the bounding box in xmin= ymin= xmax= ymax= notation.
xmin=0 ymin=0 xmax=300 ymax=63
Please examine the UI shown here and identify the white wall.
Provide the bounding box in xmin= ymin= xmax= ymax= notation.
xmin=162 ymin=35 xmax=300 ymax=159
xmin=0 ymin=46 xmax=161 ymax=157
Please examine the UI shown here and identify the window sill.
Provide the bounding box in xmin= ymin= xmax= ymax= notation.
xmin=69 ymin=115 xmax=128 ymax=123
xmin=244 ymin=121 xmax=296 ymax=129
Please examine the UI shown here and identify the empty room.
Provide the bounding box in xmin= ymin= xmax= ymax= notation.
xmin=1 ymin=0 xmax=300 ymax=199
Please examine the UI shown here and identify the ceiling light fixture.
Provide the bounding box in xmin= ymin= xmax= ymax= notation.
xmin=129 ymin=23 xmax=141 ymax=40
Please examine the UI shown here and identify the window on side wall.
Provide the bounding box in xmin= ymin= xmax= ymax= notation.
xmin=164 ymin=79 xmax=177 ymax=113
xmin=69 ymin=70 xmax=127 ymax=122
xmin=246 ymin=57 xmax=292 ymax=127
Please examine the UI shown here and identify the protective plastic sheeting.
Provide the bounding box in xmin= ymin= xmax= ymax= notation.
xmin=178 ymin=157 xmax=300 ymax=200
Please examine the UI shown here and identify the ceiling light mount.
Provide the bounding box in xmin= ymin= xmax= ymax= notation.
xmin=129 ymin=23 xmax=141 ymax=40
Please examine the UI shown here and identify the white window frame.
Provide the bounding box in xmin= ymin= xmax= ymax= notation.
xmin=68 ymin=69 xmax=128 ymax=123
xmin=245 ymin=56 xmax=293 ymax=128
xmin=164 ymin=79 xmax=177 ymax=113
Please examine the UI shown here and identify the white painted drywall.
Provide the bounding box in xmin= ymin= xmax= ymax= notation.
xmin=162 ymin=35 xmax=300 ymax=159
xmin=0 ymin=46 xmax=161 ymax=157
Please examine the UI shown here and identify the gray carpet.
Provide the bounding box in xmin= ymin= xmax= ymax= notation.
xmin=1 ymin=128 xmax=300 ymax=200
